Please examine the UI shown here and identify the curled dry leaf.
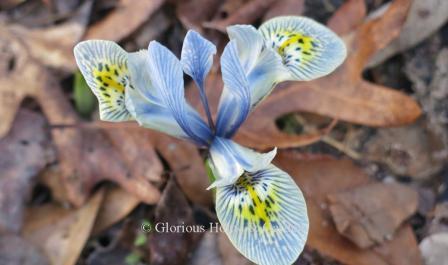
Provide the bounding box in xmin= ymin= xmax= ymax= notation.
xmin=0 ymin=234 xmax=50 ymax=265
xmin=91 ymin=186 xmax=141 ymax=235
xmin=368 ymin=0 xmax=448 ymax=67
xmin=203 ymin=0 xmax=276 ymax=32
xmin=327 ymin=182 xmax=418 ymax=249
xmin=0 ymin=110 xmax=54 ymax=234
xmin=22 ymin=189 xmax=105 ymax=265
xmin=274 ymin=151 xmax=421 ymax=265
xmin=148 ymin=177 xmax=202 ymax=265
xmin=84 ymin=0 xmax=165 ymax=41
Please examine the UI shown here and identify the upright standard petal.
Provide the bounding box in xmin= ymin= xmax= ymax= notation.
xmin=181 ymin=30 xmax=216 ymax=87
xmin=216 ymin=165 xmax=309 ymax=265
xmin=181 ymin=30 xmax=217 ymax=128
xmin=74 ymin=40 xmax=133 ymax=121
xmin=208 ymin=137 xmax=276 ymax=189
xmin=227 ymin=25 xmax=289 ymax=109
xmin=126 ymin=51 xmax=190 ymax=140
xmin=147 ymin=41 xmax=213 ymax=146
xmin=215 ymin=41 xmax=251 ymax=138
xmin=259 ymin=16 xmax=347 ymax=81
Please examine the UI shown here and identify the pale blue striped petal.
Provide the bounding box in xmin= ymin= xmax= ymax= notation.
xmin=147 ymin=41 xmax=213 ymax=146
xmin=208 ymin=137 xmax=276 ymax=189
xmin=74 ymin=40 xmax=133 ymax=121
xmin=126 ymin=51 xmax=189 ymax=139
xmin=259 ymin=16 xmax=347 ymax=81
xmin=181 ymin=30 xmax=216 ymax=88
xmin=215 ymin=41 xmax=251 ymax=138
xmin=216 ymin=165 xmax=309 ymax=265
xmin=181 ymin=30 xmax=216 ymax=128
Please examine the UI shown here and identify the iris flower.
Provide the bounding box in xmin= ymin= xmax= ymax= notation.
xmin=74 ymin=16 xmax=346 ymax=265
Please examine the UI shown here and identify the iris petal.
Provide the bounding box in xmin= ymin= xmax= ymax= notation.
xmin=208 ymin=137 xmax=276 ymax=189
xmin=215 ymin=41 xmax=251 ymax=138
xmin=215 ymin=165 xmax=309 ymax=265
xmin=74 ymin=40 xmax=133 ymax=121
xmin=147 ymin=41 xmax=213 ymax=146
xmin=226 ymin=25 xmax=289 ymax=110
xmin=181 ymin=30 xmax=217 ymax=128
xmin=259 ymin=16 xmax=347 ymax=81
xmin=126 ymin=51 xmax=189 ymax=139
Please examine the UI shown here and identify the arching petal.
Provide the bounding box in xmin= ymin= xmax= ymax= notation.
xmin=181 ymin=30 xmax=216 ymax=88
xmin=147 ymin=41 xmax=213 ymax=146
xmin=74 ymin=40 xmax=133 ymax=121
xmin=226 ymin=25 xmax=289 ymax=110
xmin=216 ymin=165 xmax=309 ymax=265
xmin=208 ymin=137 xmax=276 ymax=189
xmin=215 ymin=41 xmax=251 ymax=138
xmin=259 ymin=16 xmax=347 ymax=81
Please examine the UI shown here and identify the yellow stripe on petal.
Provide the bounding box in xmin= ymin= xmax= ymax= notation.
xmin=74 ymin=40 xmax=133 ymax=121
xmin=260 ymin=16 xmax=347 ymax=81
xmin=216 ymin=165 xmax=308 ymax=265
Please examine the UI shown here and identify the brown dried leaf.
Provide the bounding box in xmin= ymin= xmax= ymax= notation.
xmin=91 ymin=186 xmax=141 ymax=235
xmin=22 ymin=189 xmax=105 ymax=265
xmin=84 ymin=0 xmax=165 ymax=41
xmin=327 ymin=182 xmax=418 ymax=248
xmin=203 ymin=0 xmax=276 ymax=32
xmin=274 ymin=151 xmax=422 ymax=265
xmin=148 ymin=177 xmax=202 ymax=265
xmin=368 ymin=0 xmax=448 ymax=67
xmin=149 ymin=132 xmax=212 ymax=206
xmin=262 ymin=0 xmax=304 ymax=20
xmin=175 ymin=0 xmax=222 ymax=32
xmin=0 ymin=110 xmax=54 ymax=233
xmin=326 ymin=0 xmax=366 ymax=36
xmin=0 ymin=235 xmax=50 ymax=265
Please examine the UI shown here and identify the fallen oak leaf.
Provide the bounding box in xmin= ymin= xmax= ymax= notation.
xmin=22 ymin=189 xmax=105 ymax=265
xmin=203 ymin=0 xmax=276 ymax=32
xmin=368 ymin=0 xmax=448 ymax=67
xmin=326 ymin=0 xmax=366 ymax=36
xmin=91 ymin=186 xmax=141 ymax=235
xmin=83 ymin=0 xmax=165 ymax=42
xmin=274 ymin=151 xmax=422 ymax=265
xmin=327 ymin=182 xmax=418 ymax=249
